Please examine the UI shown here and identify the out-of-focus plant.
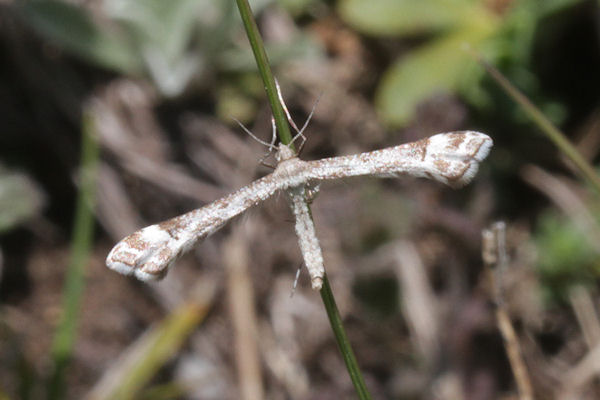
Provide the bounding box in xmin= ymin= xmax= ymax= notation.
xmin=0 ymin=168 xmax=44 ymax=382
xmin=0 ymin=167 xmax=44 ymax=233
xmin=534 ymin=209 xmax=600 ymax=303
xmin=16 ymin=0 xmax=322 ymax=119
xmin=338 ymin=0 xmax=583 ymax=127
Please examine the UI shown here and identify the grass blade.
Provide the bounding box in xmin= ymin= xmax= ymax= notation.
xmin=48 ymin=110 xmax=99 ymax=399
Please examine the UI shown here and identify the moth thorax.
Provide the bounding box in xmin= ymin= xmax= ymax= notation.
xmin=276 ymin=144 xmax=296 ymax=162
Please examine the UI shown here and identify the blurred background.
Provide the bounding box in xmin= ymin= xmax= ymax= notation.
xmin=1 ymin=0 xmax=600 ymax=399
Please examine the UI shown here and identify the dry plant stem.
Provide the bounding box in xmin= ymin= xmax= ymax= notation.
xmin=224 ymin=225 xmax=265 ymax=400
xmin=85 ymin=297 xmax=213 ymax=400
xmin=48 ymin=111 xmax=99 ymax=400
xmin=521 ymin=165 xmax=600 ymax=251
xmin=471 ymin=52 xmax=600 ymax=193
xmin=482 ymin=222 xmax=534 ymax=400
xmin=393 ymin=241 xmax=440 ymax=362
xmin=559 ymin=286 xmax=600 ymax=397
xmin=561 ymin=342 xmax=600 ymax=395
xmin=234 ymin=0 xmax=370 ymax=396
xmin=569 ymin=286 xmax=600 ymax=349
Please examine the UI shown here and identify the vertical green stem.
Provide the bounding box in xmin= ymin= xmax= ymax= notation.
xmin=48 ymin=111 xmax=99 ymax=399
xmin=234 ymin=1 xmax=372 ymax=398
xmin=320 ymin=274 xmax=372 ymax=399
xmin=235 ymin=0 xmax=293 ymax=147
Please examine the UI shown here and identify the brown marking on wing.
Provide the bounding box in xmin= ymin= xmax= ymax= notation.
xmin=110 ymin=247 xmax=139 ymax=266
xmin=448 ymin=133 xmax=466 ymax=150
xmin=468 ymin=136 xmax=486 ymax=157
xmin=140 ymin=260 xmax=169 ymax=277
xmin=445 ymin=162 xmax=471 ymax=185
xmin=405 ymin=137 xmax=430 ymax=161
xmin=215 ymin=198 xmax=229 ymax=209
xmin=158 ymin=216 xmax=189 ymax=238
xmin=123 ymin=231 xmax=150 ymax=252
xmin=434 ymin=158 xmax=450 ymax=174
xmin=155 ymin=247 xmax=175 ymax=266
xmin=419 ymin=138 xmax=429 ymax=161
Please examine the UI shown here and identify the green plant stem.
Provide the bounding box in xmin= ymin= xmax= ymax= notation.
xmin=48 ymin=111 xmax=99 ymax=400
xmin=234 ymin=1 xmax=372 ymax=398
xmin=320 ymin=274 xmax=372 ymax=399
xmin=235 ymin=0 xmax=293 ymax=147
xmin=472 ymin=52 xmax=600 ymax=193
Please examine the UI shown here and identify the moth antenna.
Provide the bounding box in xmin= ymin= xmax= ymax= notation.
xmin=255 ymin=117 xmax=279 ymax=165
xmin=295 ymin=91 xmax=322 ymax=141
xmin=291 ymin=91 xmax=323 ymax=156
xmin=233 ymin=118 xmax=275 ymax=149
xmin=275 ymin=78 xmax=301 ymax=133
xmin=269 ymin=117 xmax=277 ymax=148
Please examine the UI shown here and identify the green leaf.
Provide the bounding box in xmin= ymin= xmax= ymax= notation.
xmin=337 ymin=0 xmax=481 ymax=37
xmin=375 ymin=17 xmax=498 ymax=127
xmin=534 ymin=209 xmax=600 ymax=302
xmin=536 ymin=0 xmax=585 ymax=16
xmin=536 ymin=213 xmax=595 ymax=277
xmin=17 ymin=0 xmax=142 ymax=74
xmin=106 ymin=0 xmax=200 ymax=62
xmin=105 ymin=0 xmax=205 ymax=95
xmin=219 ymin=34 xmax=323 ymax=72
xmin=277 ymin=0 xmax=318 ymax=15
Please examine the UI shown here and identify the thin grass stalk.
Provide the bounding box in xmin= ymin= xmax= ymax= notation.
xmin=234 ymin=0 xmax=293 ymax=147
xmin=482 ymin=222 xmax=534 ymax=400
xmin=234 ymin=1 xmax=372 ymax=398
xmin=471 ymin=52 xmax=600 ymax=193
xmin=320 ymin=274 xmax=372 ymax=399
xmin=48 ymin=110 xmax=99 ymax=400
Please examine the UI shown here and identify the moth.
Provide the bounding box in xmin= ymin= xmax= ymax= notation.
xmin=106 ymin=130 xmax=492 ymax=289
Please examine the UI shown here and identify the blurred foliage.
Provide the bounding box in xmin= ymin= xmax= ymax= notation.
xmin=0 ymin=167 xmax=44 ymax=233
xmin=338 ymin=0 xmax=477 ymax=36
xmin=4 ymin=0 xmax=600 ymax=396
xmin=89 ymin=302 xmax=212 ymax=400
xmin=48 ymin=112 xmax=100 ymax=400
xmin=16 ymin=0 xmax=587 ymax=126
xmin=338 ymin=0 xmax=584 ymax=127
xmin=16 ymin=0 xmax=323 ymax=118
xmin=0 ymin=169 xmax=44 ymax=395
xmin=278 ymin=0 xmax=319 ymax=15
xmin=15 ymin=0 xmax=142 ymax=73
xmin=534 ymin=209 xmax=600 ymax=303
